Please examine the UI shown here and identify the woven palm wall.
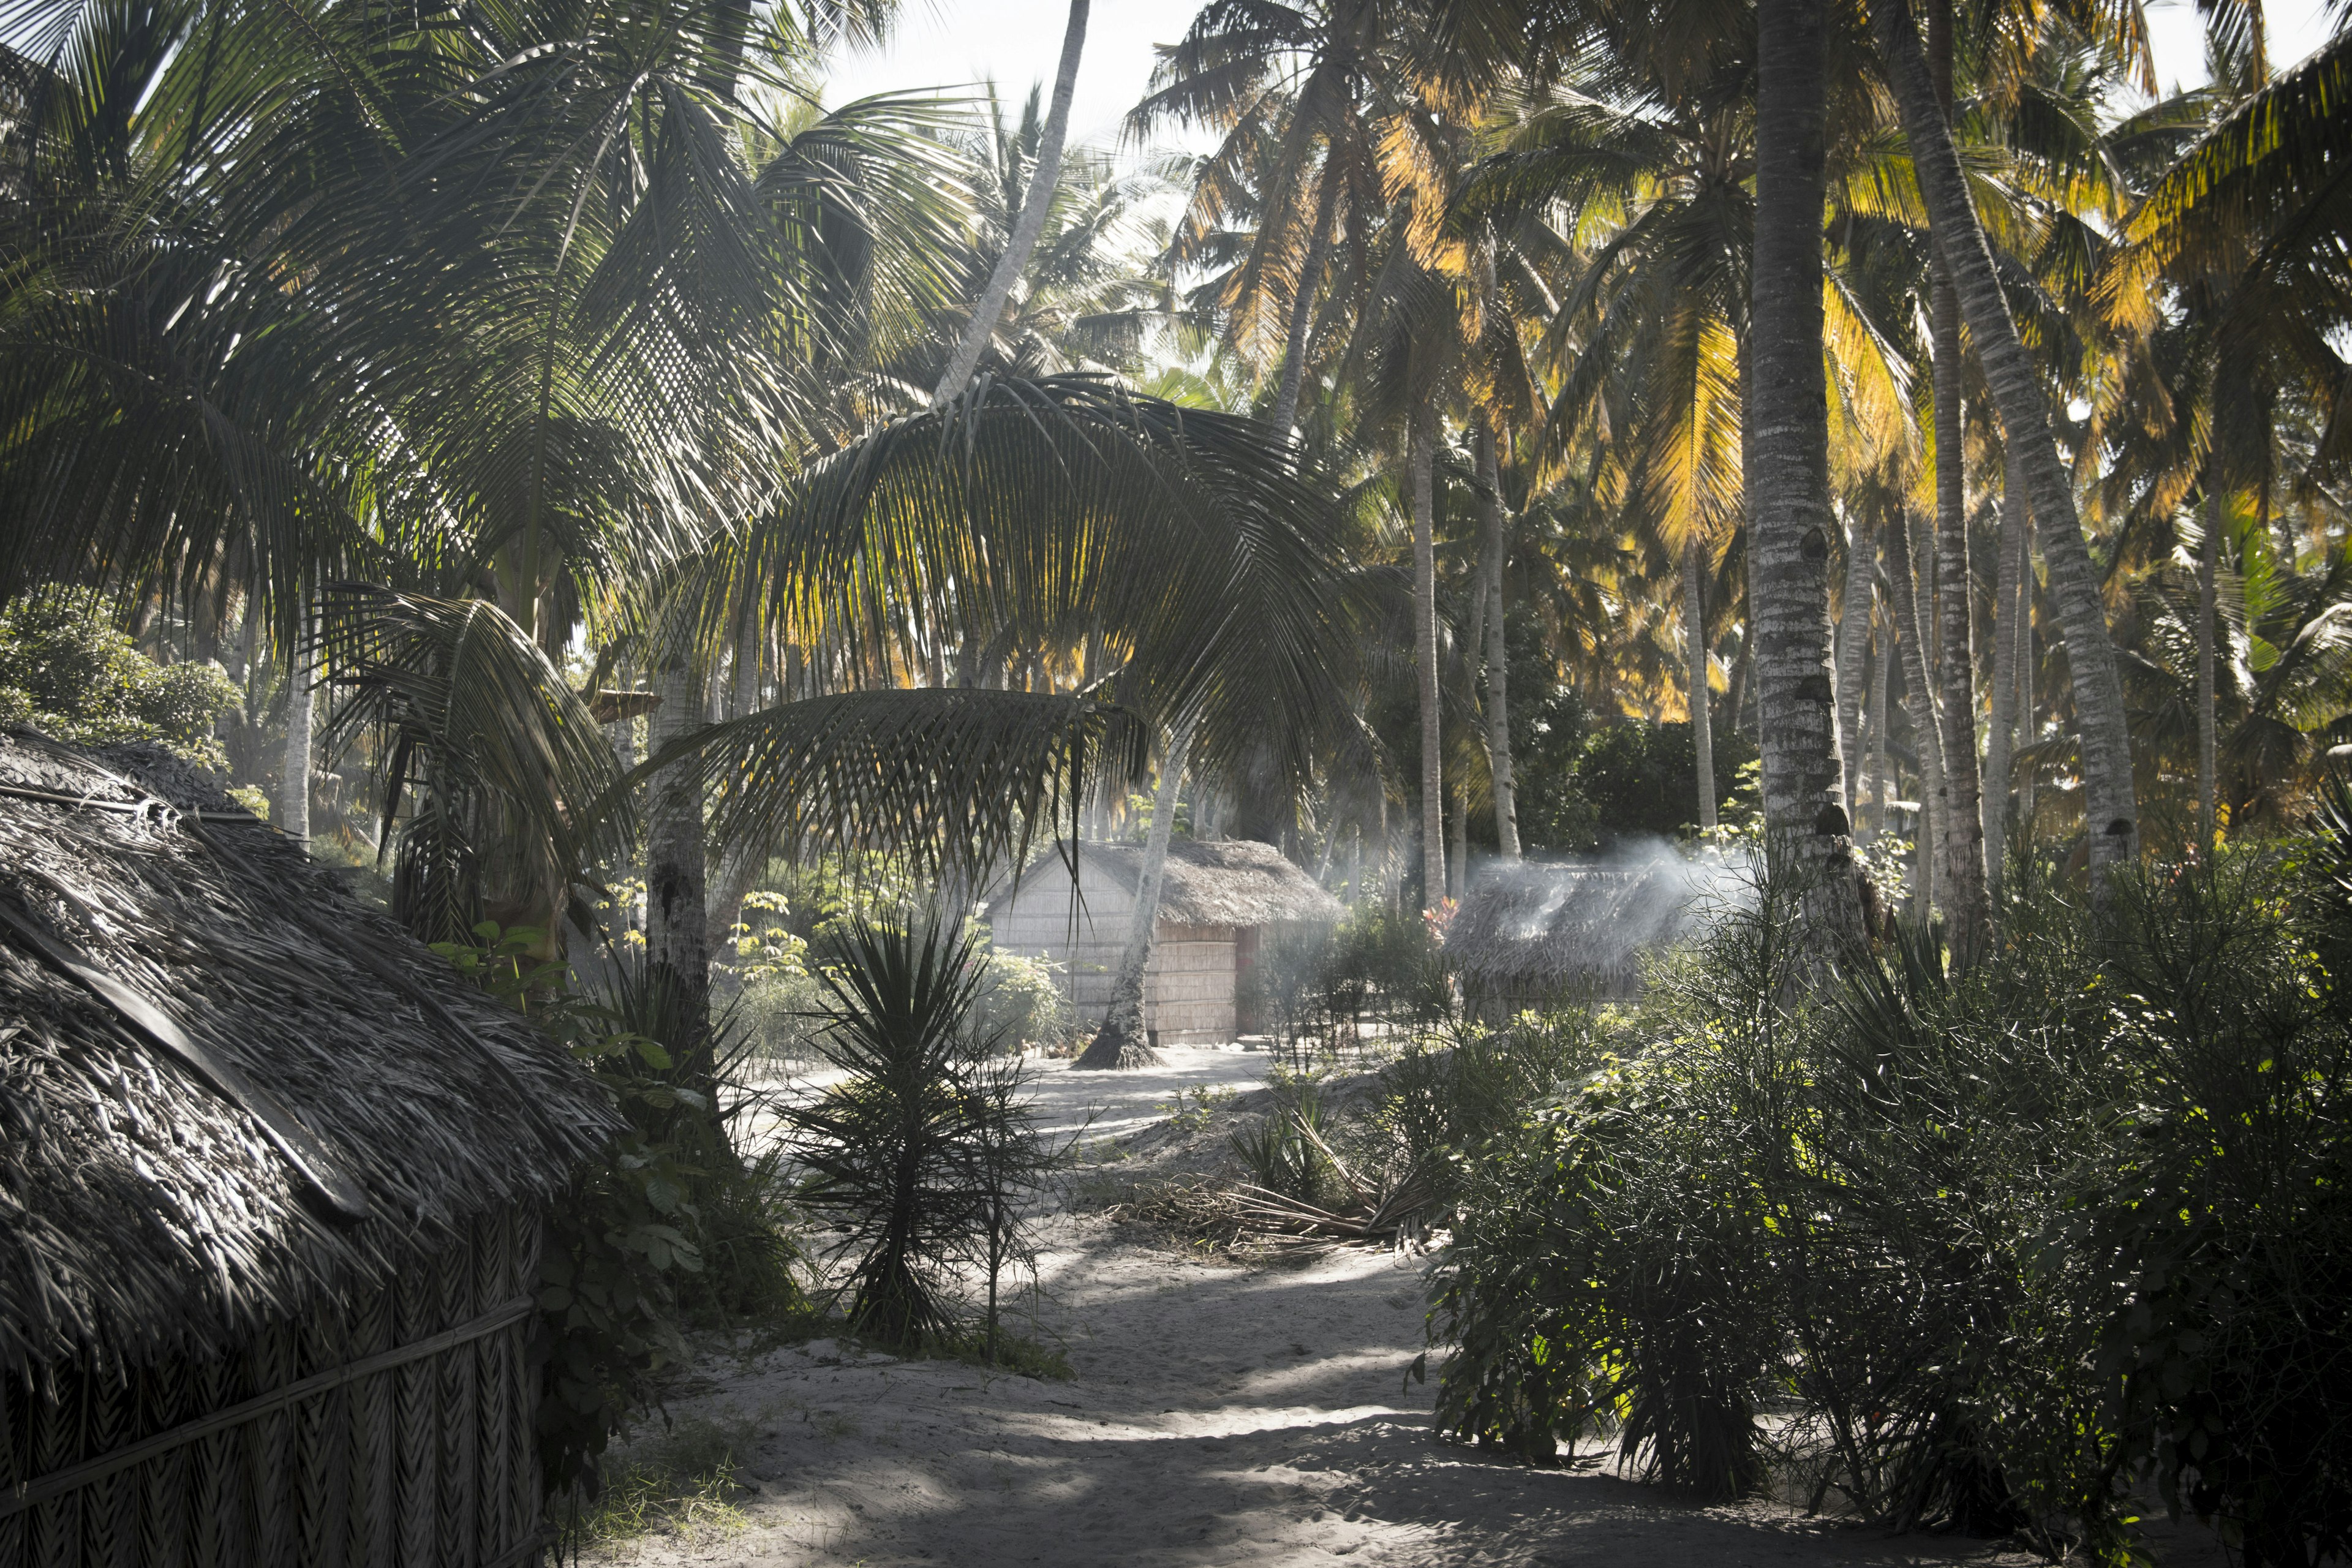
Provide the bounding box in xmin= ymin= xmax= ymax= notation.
xmin=0 ymin=1207 xmax=543 ymax=1568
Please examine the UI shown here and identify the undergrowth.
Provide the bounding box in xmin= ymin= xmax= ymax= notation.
xmin=1422 ymin=832 xmax=2352 ymax=1567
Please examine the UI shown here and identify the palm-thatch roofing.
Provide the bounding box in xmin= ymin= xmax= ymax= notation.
xmin=0 ymin=728 xmax=619 ymax=1382
xmin=1447 ymin=856 xmax=1722 ymax=996
xmin=996 ymin=839 xmax=1344 ymax=929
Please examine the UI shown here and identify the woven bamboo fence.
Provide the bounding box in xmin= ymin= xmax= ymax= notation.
xmin=0 ymin=1208 xmax=543 ymax=1568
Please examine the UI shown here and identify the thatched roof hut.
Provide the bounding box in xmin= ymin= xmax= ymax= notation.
xmin=1448 ymin=856 xmax=1720 ymax=1007
xmin=986 ymin=839 xmax=1343 ymax=1045
xmin=0 ymin=729 xmax=618 ymax=1567
xmin=1104 ymin=838 xmax=1344 ymax=929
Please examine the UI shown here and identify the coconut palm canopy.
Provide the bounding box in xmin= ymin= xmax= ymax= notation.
xmin=0 ymin=730 xmax=616 ymax=1379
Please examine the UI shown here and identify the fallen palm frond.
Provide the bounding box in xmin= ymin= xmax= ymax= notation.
xmin=1224 ymin=1100 xmax=1441 ymax=1250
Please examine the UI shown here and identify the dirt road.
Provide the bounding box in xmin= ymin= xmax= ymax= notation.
xmin=578 ymin=1051 xmax=2109 ymax=1568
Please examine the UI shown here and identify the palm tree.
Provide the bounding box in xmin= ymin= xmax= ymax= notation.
xmin=929 ymin=0 xmax=1091 ymax=402
xmin=0 ymin=4 xmax=1368 ymax=1047
xmin=1872 ymin=0 xmax=2142 ymax=888
xmin=1134 ymin=0 xmax=1409 ymax=435
xmin=1750 ymin=0 xmax=1863 ymax=941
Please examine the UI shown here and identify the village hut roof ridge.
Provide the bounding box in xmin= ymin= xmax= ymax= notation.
xmin=996 ymin=838 xmax=1344 ymax=927
xmin=0 ymin=728 xmax=620 ymax=1381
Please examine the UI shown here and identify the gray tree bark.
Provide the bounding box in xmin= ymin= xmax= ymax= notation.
xmin=1077 ymin=721 xmax=1193 ymax=1069
xmin=1272 ymin=164 xmax=1340 ymax=436
xmin=1864 ymin=616 xmax=1894 ymax=840
xmin=2199 ymin=477 xmax=2220 ymax=848
xmin=1887 ymin=513 xmax=1942 ymax=920
xmin=930 ymin=0 xmax=1090 ymax=407
xmin=1411 ymin=404 xmax=1446 ymax=906
xmin=1749 ymin=0 xmax=1862 ymax=946
xmin=1875 ymin=0 xmax=2139 ymax=883
xmin=1982 ymin=448 xmax=2029 ymax=895
xmin=279 ymin=598 xmax=313 ymax=844
xmin=1931 ymin=273 xmax=1988 ymax=965
xmin=1478 ymin=418 xmax=1521 ymax=859
xmin=1684 ymin=536 xmax=1718 ymax=831
xmin=646 ymin=655 xmax=711 ymax=1038
xmin=1836 ymin=514 xmax=1876 ymax=806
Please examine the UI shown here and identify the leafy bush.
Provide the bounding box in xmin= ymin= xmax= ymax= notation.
xmin=971 ymin=943 xmax=1076 ymax=1055
xmin=1425 ymin=840 xmax=2352 ymax=1566
xmin=0 ymin=592 xmax=238 ymax=769
xmin=1228 ymin=1079 xmax=1338 ymax=1202
xmin=1371 ymin=1011 xmax=1610 ymax=1213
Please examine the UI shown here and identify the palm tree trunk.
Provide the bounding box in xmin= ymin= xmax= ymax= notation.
xmin=1077 ymin=720 xmax=1192 ymax=1069
xmin=1887 ymin=511 xmax=1942 ymax=920
xmin=1480 ymin=420 xmax=1521 ymax=859
xmin=1411 ymin=402 xmax=1446 ymax=907
xmin=1836 ymin=516 xmax=1876 ymax=805
xmin=1749 ymin=0 xmax=1861 ymax=944
xmin=1272 ymin=164 xmax=1339 ymax=437
xmin=646 ymin=655 xmax=711 ymax=1048
xmin=279 ymin=597 xmax=313 ymax=845
xmin=1982 ymin=448 xmax=2029 ymax=896
xmin=1449 ymin=782 xmax=1469 ymax=900
xmin=1931 ymin=277 xmax=1988 ymax=964
xmin=707 ymin=628 xmax=768 ymax=940
xmin=279 ymin=611 xmax=312 ymax=846
xmin=1865 ymin=617 xmax=1894 ymax=839
xmin=1874 ymin=0 xmax=2139 ymax=883
xmin=930 ymin=0 xmax=1090 ymax=407
xmin=2016 ymin=564 xmax=2038 ymax=831
xmin=2199 ymin=476 xmax=2220 ymax=849
xmin=1684 ymin=536 xmax=1718 ymax=831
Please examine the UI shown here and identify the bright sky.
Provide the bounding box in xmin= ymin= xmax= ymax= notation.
xmin=818 ymin=0 xmax=2343 ymax=141
xmin=2139 ymin=0 xmax=2340 ymax=92
xmin=820 ymin=1 xmax=1215 ymax=156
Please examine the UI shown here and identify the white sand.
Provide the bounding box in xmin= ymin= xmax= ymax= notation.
xmin=584 ymin=1053 xmax=2196 ymax=1568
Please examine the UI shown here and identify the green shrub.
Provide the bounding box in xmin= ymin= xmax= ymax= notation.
xmin=1425 ymin=841 xmax=2352 ymax=1564
xmin=0 ymin=592 xmax=238 ymax=768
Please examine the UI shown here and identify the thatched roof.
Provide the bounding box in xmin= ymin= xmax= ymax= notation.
xmin=996 ymin=839 xmax=1344 ymax=928
xmin=1447 ymin=857 xmax=1719 ymax=992
xmin=0 ymin=729 xmax=620 ymax=1379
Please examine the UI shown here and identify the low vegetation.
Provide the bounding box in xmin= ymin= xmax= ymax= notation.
xmin=1423 ymin=829 xmax=2352 ymax=1567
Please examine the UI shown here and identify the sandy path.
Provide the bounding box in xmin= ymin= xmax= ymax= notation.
xmin=581 ymin=1055 xmax=2113 ymax=1568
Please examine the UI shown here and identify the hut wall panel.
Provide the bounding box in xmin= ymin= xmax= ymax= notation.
xmin=392 ymin=1264 xmax=437 ymax=1568
xmin=474 ymin=1212 xmax=510 ymax=1567
xmin=510 ymin=1222 xmax=543 ymax=1555
xmin=992 ymin=884 xmax=1241 ymax=1026
xmin=436 ymin=1230 xmax=480 ymax=1568
xmin=77 ymin=1368 xmax=131 ymax=1568
xmin=296 ymin=1313 xmax=350 ymax=1568
xmin=0 ymin=1206 xmax=545 ymax=1568
xmin=1 ymin=1376 xmax=17 ymax=1568
xmin=189 ymin=1350 xmax=246 ymax=1568
xmin=247 ymin=1321 xmax=297 ymax=1568
xmin=345 ymin=1286 xmax=396 ymax=1568
xmin=135 ymin=1350 xmax=192 ymax=1568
